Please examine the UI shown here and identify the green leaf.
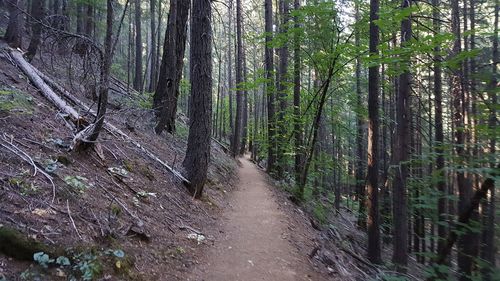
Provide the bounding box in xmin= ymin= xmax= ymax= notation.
xmin=113 ymin=249 xmax=125 ymax=258
xmin=56 ymin=256 xmax=71 ymax=266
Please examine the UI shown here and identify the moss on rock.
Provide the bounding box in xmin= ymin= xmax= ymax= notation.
xmin=0 ymin=226 xmax=52 ymax=261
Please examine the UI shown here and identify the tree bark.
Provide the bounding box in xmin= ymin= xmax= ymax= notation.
xmin=26 ymin=0 xmax=45 ymax=62
xmin=366 ymin=0 xmax=382 ymax=265
xmin=239 ymin=34 xmax=248 ymax=155
xmin=5 ymin=0 xmax=23 ymax=48
xmin=153 ymin=0 xmax=190 ymax=134
xmin=432 ymin=0 xmax=448 ymax=261
xmin=480 ymin=1 xmax=498 ymax=279
xmin=87 ymin=0 xmax=115 ymax=145
xmin=293 ymin=0 xmax=303 ymax=185
xmin=276 ymin=0 xmax=289 ymax=175
xmin=133 ymin=0 xmax=143 ymax=92
xmin=450 ymin=1 xmax=476 ymax=279
xmin=354 ymin=1 xmax=366 ymax=230
xmin=76 ymin=3 xmax=83 ymax=34
xmin=392 ymin=0 xmax=411 ymax=271
xmin=228 ymin=0 xmax=234 ymax=146
xmin=231 ymin=0 xmax=243 ymax=157
xmin=265 ymin=0 xmax=277 ymax=174
xmin=84 ymin=3 xmax=94 ymax=37
xmin=183 ymin=0 xmax=212 ymax=199
xmin=148 ymin=0 xmax=157 ymax=92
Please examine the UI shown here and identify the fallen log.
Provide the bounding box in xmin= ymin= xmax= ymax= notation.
xmin=32 ymin=66 xmax=190 ymax=186
xmin=9 ymin=49 xmax=83 ymax=124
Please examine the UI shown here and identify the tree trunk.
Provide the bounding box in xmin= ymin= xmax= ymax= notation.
xmin=85 ymin=3 xmax=93 ymax=37
xmin=183 ymin=0 xmax=212 ymax=199
xmin=366 ymin=0 xmax=382 ymax=265
xmin=293 ymin=0 xmax=303 ymax=185
xmin=76 ymin=3 xmax=83 ymax=34
xmin=148 ymin=0 xmax=157 ymax=92
xmin=298 ymin=70 xmax=333 ymax=200
xmin=392 ymin=0 xmax=411 ymax=271
xmin=5 ymin=0 xmax=23 ymax=48
xmin=133 ymin=0 xmax=143 ymax=92
xmin=61 ymin=0 xmax=68 ymax=31
xmin=227 ymin=0 xmax=234 ymax=147
xmin=239 ymin=41 xmax=248 ymax=155
xmin=432 ymin=0 xmax=448 ymax=260
xmin=276 ymin=0 xmax=289 ymax=175
xmin=450 ymin=1 xmax=476 ymax=279
xmin=480 ymin=1 xmax=498 ymax=279
xmin=214 ymin=49 xmax=223 ymax=140
xmin=153 ymin=0 xmax=190 ymax=134
xmin=26 ymin=0 xmax=45 ymax=62
xmin=86 ymin=0 xmax=115 ymax=145
xmin=231 ymin=0 xmax=243 ymax=157
xmin=354 ymin=1 xmax=366 ymax=230
xmin=265 ymin=0 xmax=277 ymax=174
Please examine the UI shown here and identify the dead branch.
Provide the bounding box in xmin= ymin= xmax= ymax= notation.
xmin=8 ymin=49 xmax=83 ymax=124
xmin=428 ymin=176 xmax=496 ymax=280
xmin=0 ymin=134 xmax=56 ymax=203
xmin=66 ymin=199 xmax=83 ymax=240
xmin=178 ymin=220 xmax=203 ymax=235
xmin=27 ymin=57 xmax=190 ymax=185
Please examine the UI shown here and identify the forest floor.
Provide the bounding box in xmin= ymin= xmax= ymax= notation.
xmin=0 ymin=38 xmax=408 ymax=280
xmin=188 ymin=156 xmax=328 ymax=281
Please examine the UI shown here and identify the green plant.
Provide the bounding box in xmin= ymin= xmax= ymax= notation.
xmin=33 ymin=252 xmax=54 ymax=268
xmin=72 ymin=252 xmax=101 ymax=281
xmin=20 ymin=269 xmax=38 ymax=280
xmin=64 ymin=176 xmax=92 ymax=193
xmin=313 ymin=203 xmax=327 ymax=224
xmin=33 ymin=252 xmax=71 ymax=269
xmin=9 ymin=177 xmax=39 ymax=196
xmin=0 ymin=89 xmax=34 ymax=115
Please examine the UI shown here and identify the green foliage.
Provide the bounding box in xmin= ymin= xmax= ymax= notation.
xmin=175 ymin=121 xmax=190 ymax=140
xmin=71 ymin=251 xmax=102 ymax=281
xmin=9 ymin=176 xmax=39 ymax=196
xmin=64 ymin=175 xmax=92 ymax=194
xmin=0 ymin=89 xmax=34 ymax=115
xmin=33 ymin=252 xmax=54 ymax=268
xmin=137 ymin=91 xmax=154 ymax=109
xmin=24 ymin=248 xmax=127 ymax=281
xmin=312 ymin=203 xmax=327 ymax=224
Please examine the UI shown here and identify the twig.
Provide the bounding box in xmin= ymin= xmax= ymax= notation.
xmin=0 ymin=135 xmax=56 ymax=203
xmin=90 ymin=209 xmax=105 ymax=237
xmin=178 ymin=219 xmax=203 ymax=235
xmin=103 ymin=144 xmax=118 ymax=160
xmin=97 ymin=182 xmax=142 ymax=223
xmin=22 ymin=137 xmax=54 ymax=151
xmin=66 ymin=199 xmax=83 ymax=240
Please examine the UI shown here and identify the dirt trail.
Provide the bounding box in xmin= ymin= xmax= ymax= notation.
xmin=189 ymin=157 xmax=324 ymax=281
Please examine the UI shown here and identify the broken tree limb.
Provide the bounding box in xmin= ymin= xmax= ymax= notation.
xmin=427 ymin=176 xmax=496 ymax=281
xmin=0 ymin=134 xmax=56 ymax=204
xmin=212 ymin=137 xmax=230 ymax=153
xmin=32 ymin=66 xmax=190 ymax=185
xmin=9 ymin=49 xmax=82 ymax=124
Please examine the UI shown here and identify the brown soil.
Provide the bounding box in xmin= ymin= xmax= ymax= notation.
xmin=0 ymin=42 xmax=238 ymax=280
xmin=188 ymin=157 xmax=327 ymax=281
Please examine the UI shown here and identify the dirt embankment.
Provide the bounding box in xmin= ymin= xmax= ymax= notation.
xmin=0 ymin=45 xmax=237 ymax=280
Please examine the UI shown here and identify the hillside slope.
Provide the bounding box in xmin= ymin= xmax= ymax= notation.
xmin=0 ymin=42 xmax=237 ymax=280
